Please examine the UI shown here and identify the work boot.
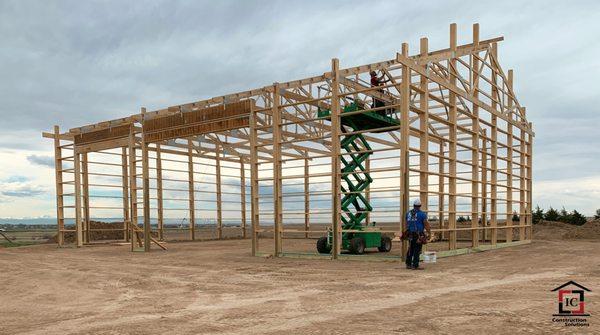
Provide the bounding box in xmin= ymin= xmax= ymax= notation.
xmin=412 ymin=266 xmax=424 ymax=270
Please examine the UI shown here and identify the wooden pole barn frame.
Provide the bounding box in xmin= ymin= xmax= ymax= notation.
xmin=43 ymin=24 xmax=533 ymax=259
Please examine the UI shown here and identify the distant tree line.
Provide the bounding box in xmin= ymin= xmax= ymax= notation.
xmin=532 ymin=206 xmax=592 ymax=226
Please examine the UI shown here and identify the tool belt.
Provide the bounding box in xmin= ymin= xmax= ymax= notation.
xmin=402 ymin=231 xmax=428 ymax=244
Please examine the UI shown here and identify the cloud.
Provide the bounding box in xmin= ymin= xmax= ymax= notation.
xmin=27 ymin=154 xmax=54 ymax=168
xmin=0 ymin=176 xmax=46 ymax=199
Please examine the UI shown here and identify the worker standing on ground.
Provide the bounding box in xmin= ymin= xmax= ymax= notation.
xmin=404 ymin=199 xmax=431 ymax=270
xmin=369 ymin=70 xmax=389 ymax=115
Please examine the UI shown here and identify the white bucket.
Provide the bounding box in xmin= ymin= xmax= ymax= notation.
xmin=422 ymin=251 xmax=437 ymax=263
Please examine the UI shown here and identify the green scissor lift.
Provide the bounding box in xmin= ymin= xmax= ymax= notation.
xmin=316 ymin=102 xmax=399 ymax=254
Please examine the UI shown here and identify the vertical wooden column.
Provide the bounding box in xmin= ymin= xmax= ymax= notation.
xmin=128 ymin=127 xmax=138 ymax=251
xmin=81 ymin=153 xmax=90 ymax=243
xmin=471 ymin=24 xmax=481 ymax=247
xmin=272 ymin=84 xmax=283 ymax=256
xmin=216 ymin=144 xmax=223 ymax=240
xmin=399 ymin=43 xmax=410 ymax=259
xmin=365 ymin=157 xmax=371 ymax=226
xmin=419 ymin=38 xmax=429 ymax=214
xmin=438 ymin=145 xmax=445 ymax=239
xmin=52 ymin=126 xmax=65 ymax=246
xmin=121 ymin=147 xmax=130 ymax=241
xmin=448 ymin=23 xmax=458 ymax=250
xmin=481 ymin=130 xmax=488 ymax=242
xmin=141 ymin=140 xmax=151 ymax=252
xmin=240 ymin=161 xmax=247 ymax=239
xmin=249 ymin=105 xmax=260 ymax=256
xmin=490 ymin=43 xmax=499 ymax=245
xmin=187 ymin=139 xmax=196 ymax=240
xmin=330 ymin=58 xmax=342 ymax=259
xmin=156 ymin=143 xmax=164 ymax=241
xmin=505 ymin=70 xmax=514 ymax=243
xmin=526 ymin=124 xmax=533 ymax=239
xmin=303 ymin=155 xmax=310 ymax=238
xmin=74 ymin=152 xmax=83 ymax=247
xmin=519 ymin=119 xmax=526 ymax=241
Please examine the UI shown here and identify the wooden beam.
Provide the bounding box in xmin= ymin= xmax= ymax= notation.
xmin=142 ymin=140 xmax=151 ymax=252
xmin=74 ymin=152 xmax=83 ymax=247
xmin=240 ymin=161 xmax=247 ymax=239
xmin=81 ymin=152 xmax=91 ymax=244
xmin=156 ymin=143 xmax=164 ymax=241
xmin=330 ymin=58 xmax=342 ymax=258
xmin=128 ymin=127 xmax=138 ymax=251
xmin=52 ymin=126 xmax=65 ymax=246
xmin=304 ymin=155 xmax=310 ymax=238
xmin=400 ymin=43 xmax=411 ymax=260
xmin=216 ymin=143 xmax=223 ymax=240
xmin=471 ymin=23 xmax=481 ymax=247
xmin=121 ymin=147 xmax=130 ymax=241
xmin=249 ymin=104 xmax=260 ymax=256
xmin=272 ymin=84 xmax=283 ymax=256
xmin=187 ymin=139 xmax=196 ymax=241
xmin=448 ymin=23 xmax=458 ymax=250
xmin=419 ymin=37 xmax=429 ymax=214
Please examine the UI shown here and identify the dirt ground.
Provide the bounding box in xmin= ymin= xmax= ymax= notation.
xmin=1 ymin=225 xmax=599 ymax=334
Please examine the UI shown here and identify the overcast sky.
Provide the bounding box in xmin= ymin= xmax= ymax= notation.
xmin=0 ymin=0 xmax=599 ymax=218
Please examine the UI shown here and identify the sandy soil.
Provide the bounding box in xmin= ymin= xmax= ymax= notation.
xmin=1 ymin=235 xmax=599 ymax=334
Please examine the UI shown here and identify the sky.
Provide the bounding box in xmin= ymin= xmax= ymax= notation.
xmin=0 ymin=0 xmax=599 ymax=218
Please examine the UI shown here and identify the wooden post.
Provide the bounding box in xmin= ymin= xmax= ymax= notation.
xmin=52 ymin=126 xmax=65 ymax=246
xmin=249 ymin=105 xmax=259 ymax=256
xmin=121 ymin=147 xmax=130 ymax=241
xmin=240 ymin=160 xmax=247 ymax=239
xmin=481 ymin=130 xmax=488 ymax=243
xmin=216 ymin=144 xmax=223 ymax=240
xmin=303 ymin=155 xmax=310 ymax=238
xmin=187 ymin=139 xmax=196 ymax=240
xmin=527 ymin=123 xmax=533 ymax=239
xmin=128 ymin=127 xmax=138 ymax=251
xmin=400 ymin=43 xmax=410 ymax=260
xmin=471 ymin=24 xmax=480 ymax=247
xmin=156 ymin=143 xmax=164 ymax=241
xmin=272 ymin=84 xmax=283 ymax=256
xmin=438 ymin=145 xmax=445 ymax=239
xmin=506 ymin=69 xmax=514 ymax=243
xmin=74 ymin=152 xmax=83 ymax=247
xmin=448 ymin=23 xmax=458 ymax=250
xmin=490 ymin=43 xmax=499 ymax=245
xmin=141 ymin=141 xmax=151 ymax=252
xmin=81 ymin=153 xmax=90 ymax=244
xmin=519 ymin=117 xmax=526 ymax=241
xmin=330 ymin=58 xmax=342 ymax=259
xmin=419 ymin=37 xmax=429 ymax=215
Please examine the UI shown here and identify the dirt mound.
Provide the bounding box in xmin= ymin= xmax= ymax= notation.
xmin=49 ymin=221 xmax=125 ymax=243
xmin=533 ymin=219 xmax=600 ymax=240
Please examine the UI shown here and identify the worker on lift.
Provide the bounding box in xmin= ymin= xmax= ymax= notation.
xmin=404 ymin=199 xmax=431 ymax=270
xmin=369 ymin=70 xmax=389 ymax=116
